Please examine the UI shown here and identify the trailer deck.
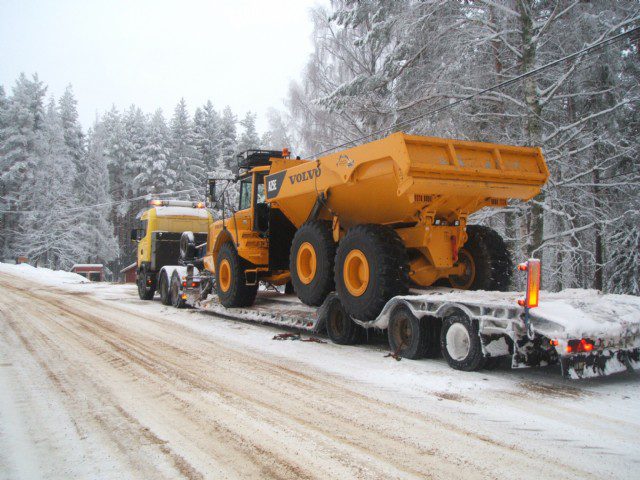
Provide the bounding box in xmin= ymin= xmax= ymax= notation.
xmin=188 ymin=283 xmax=640 ymax=379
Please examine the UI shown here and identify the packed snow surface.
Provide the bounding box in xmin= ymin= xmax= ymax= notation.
xmin=0 ymin=264 xmax=639 ymax=479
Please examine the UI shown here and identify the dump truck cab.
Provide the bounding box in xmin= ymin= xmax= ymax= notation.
xmin=203 ymin=151 xmax=304 ymax=293
xmin=133 ymin=200 xmax=212 ymax=300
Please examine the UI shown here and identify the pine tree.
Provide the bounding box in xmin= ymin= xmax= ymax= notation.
xmin=0 ymin=73 xmax=47 ymax=259
xmin=170 ymin=98 xmax=204 ymax=198
xmin=58 ymin=84 xmax=85 ymax=175
xmin=135 ymin=109 xmax=173 ymax=197
xmin=122 ymin=105 xmax=148 ymax=201
xmin=238 ymin=111 xmax=260 ymax=152
xmin=193 ymin=100 xmax=222 ymax=173
xmin=17 ymin=98 xmax=83 ymax=268
xmin=80 ymin=120 xmax=119 ymax=266
xmin=219 ymin=106 xmax=237 ymax=171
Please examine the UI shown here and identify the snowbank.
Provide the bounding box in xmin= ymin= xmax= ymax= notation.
xmin=0 ymin=263 xmax=89 ymax=286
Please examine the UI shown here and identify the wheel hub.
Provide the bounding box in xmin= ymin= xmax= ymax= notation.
xmin=343 ymin=249 xmax=369 ymax=297
xmin=218 ymin=259 xmax=231 ymax=292
xmin=296 ymin=242 xmax=317 ymax=285
xmin=446 ymin=323 xmax=471 ymax=361
xmin=449 ymin=249 xmax=476 ymax=289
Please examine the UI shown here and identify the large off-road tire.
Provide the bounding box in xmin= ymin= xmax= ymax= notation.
xmin=449 ymin=225 xmax=512 ymax=291
xmin=319 ymin=294 xmax=363 ymax=345
xmin=159 ymin=270 xmax=172 ymax=305
xmin=137 ymin=267 xmax=155 ymax=300
xmin=216 ymin=242 xmax=258 ymax=308
xmin=387 ymin=304 xmax=428 ymax=359
xmin=289 ymin=220 xmax=336 ymax=306
xmin=170 ymin=271 xmax=186 ymax=308
xmin=334 ymin=224 xmax=409 ymax=321
xmin=440 ymin=312 xmax=485 ymax=371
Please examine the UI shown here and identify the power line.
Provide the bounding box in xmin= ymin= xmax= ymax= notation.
xmin=0 ymin=187 xmax=202 ymax=215
xmin=311 ymin=24 xmax=640 ymax=158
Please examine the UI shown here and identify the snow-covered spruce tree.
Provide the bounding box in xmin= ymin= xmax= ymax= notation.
xmin=135 ymin=108 xmax=174 ymax=198
xmin=58 ymin=85 xmax=85 ymax=179
xmin=79 ymin=120 xmax=119 ymax=268
xmin=0 ymin=85 xmax=9 ymax=259
xmin=0 ymin=73 xmax=47 ymax=260
xmin=99 ymin=106 xmax=133 ymax=272
xmin=193 ymin=100 xmax=222 ymax=174
xmin=16 ymin=98 xmax=84 ymax=269
xmin=169 ymin=99 xmax=206 ymax=199
xmin=238 ymin=111 xmax=261 ymax=152
xmin=219 ymin=106 xmax=238 ymax=171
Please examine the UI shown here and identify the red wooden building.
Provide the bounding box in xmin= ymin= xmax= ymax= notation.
xmin=120 ymin=263 xmax=137 ymax=283
xmin=70 ymin=264 xmax=104 ymax=281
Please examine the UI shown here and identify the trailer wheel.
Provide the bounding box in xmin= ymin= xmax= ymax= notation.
xmin=137 ymin=267 xmax=155 ymax=300
xmin=335 ymin=224 xmax=409 ymax=321
xmin=321 ymin=295 xmax=362 ymax=345
xmin=289 ymin=220 xmax=335 ymax=306
xmin=159 ymin=270 xmax=172 ymax=305
xmin=440 ymin=312 xmax=485 ymax=371
xmin=449 ymin=225 xmax=512 ymax=291
xmin=170 ymin=271 xmax=186 ymax=308
xmin=216 ymin=242 xmax=258 ymax=308
xmin=387 ymin=305 xmax=427 ymax=359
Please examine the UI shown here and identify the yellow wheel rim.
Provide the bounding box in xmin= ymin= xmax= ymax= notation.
xmin=449 ymin=249 xmax=476 ymax=289
xmin=296 ymin=242 xmax=317 ymax=285
xmin=343 ymin=249 xmax=369 ymax=297
xmin=218 ymin=259 xmax=232 ymax=292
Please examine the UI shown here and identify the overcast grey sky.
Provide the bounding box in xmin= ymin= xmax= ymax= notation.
xmin=0 ymin=0 xmax=322 ymax=131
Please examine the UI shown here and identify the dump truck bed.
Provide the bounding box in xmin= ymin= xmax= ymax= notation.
xmin=267 ymin=132 xmax=549 ymax=229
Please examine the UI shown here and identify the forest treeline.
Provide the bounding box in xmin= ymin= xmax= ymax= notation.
xmin=1 ymin=0 xmax=638 ymax=294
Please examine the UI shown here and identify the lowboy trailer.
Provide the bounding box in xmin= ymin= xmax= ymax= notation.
xmin=164 ymin=263 xmax=640 ymax=380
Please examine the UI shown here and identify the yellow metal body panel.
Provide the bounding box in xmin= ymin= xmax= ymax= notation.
xmin=137 ymin=207 xmax=212 ymax=268
xmin=267 ymin=132 xmax=548 ymax=229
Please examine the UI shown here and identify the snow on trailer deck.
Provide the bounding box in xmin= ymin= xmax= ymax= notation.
xmin=1 ymin=262 xmax=640 ymax=480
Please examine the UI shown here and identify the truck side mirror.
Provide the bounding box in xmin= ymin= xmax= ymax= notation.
xmin=130 ymin=228 xmax=137 ymax=242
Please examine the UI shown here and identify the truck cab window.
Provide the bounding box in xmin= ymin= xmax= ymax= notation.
xmin=239 ymin=179 xmax=252 ymax=210
xmin=256 ymin=177 xmax=265 ymax=204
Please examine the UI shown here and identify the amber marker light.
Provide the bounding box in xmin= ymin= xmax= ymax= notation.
xmin=517 ymin=259 xmax=541 ymax=309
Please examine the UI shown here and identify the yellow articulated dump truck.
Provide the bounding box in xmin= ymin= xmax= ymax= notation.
xmin=142 ymin=132 xmax=640 ymax=378
xmin=193 ymin=132 xmax=547 ymax=318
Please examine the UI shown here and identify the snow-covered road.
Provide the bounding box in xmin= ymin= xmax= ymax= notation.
xmin=0 ymin=268 xmax=638 ymax=479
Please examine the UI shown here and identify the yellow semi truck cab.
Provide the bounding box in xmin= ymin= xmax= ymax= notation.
xmin=132 ymin=200 xmax=212 ymax=300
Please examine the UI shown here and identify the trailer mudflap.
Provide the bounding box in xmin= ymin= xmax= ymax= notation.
xmin=560 ymin=347 xmax=640 ymax=379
